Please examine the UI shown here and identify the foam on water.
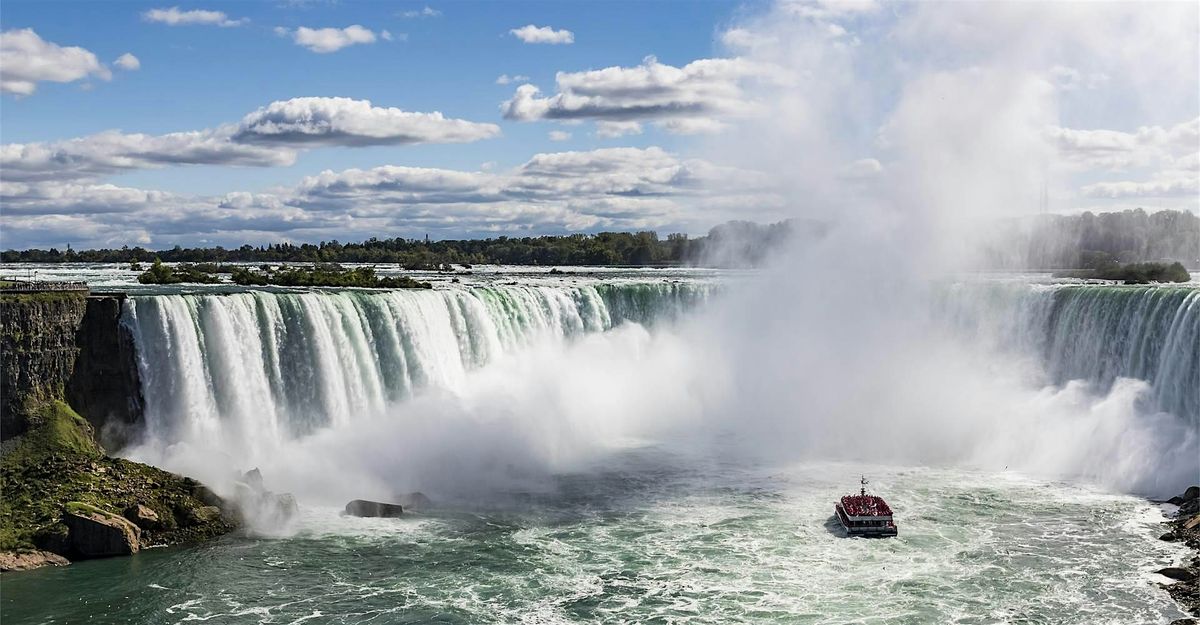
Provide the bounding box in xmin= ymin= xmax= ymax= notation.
xmin=0 ymin=457 xmax=1190 ymax=624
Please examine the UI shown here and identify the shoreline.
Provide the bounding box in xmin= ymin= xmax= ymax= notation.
xmin=1158 ymin=487 xmax=1200 ymax=621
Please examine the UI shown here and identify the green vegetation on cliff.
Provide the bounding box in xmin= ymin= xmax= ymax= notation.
xmin=0 ymin=398 xmax=235 ymax=553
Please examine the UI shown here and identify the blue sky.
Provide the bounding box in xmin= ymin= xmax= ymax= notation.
xmin=2 ymin=1 xmax=742 ymax=193
xmin=1 ymin=1 xmax=1196 ymax=249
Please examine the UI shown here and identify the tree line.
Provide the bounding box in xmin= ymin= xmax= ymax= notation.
xmin=983 ymin=209 xmax=1200 ymax=270
xmin=4 ymin=210 xmax=1194 ymax=269
xmin=1 ymin=221 xmax=803 ymax=268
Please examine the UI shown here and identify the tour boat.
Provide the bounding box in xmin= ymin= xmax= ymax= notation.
xmin=834 ymin=476 xmax=898 ymax=538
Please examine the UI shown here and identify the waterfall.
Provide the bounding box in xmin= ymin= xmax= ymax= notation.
xmin=938 ymin=284 xmax=1199 ymax=422
xmin=122 ymin=282 xmax=710 ymax=451
xmin=122 ymin=279 xmax=1197 ymax=465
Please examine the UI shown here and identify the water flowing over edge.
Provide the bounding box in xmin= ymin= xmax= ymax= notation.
xmin=123 ymin=282 xmax=712 ymax=454
xmin=938 ymin=284 xmax=1199 ymax=423
xmin=118 ymin=280 xmax=1198 ymax=496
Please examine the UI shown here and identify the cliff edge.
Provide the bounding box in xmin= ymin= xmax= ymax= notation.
xmin=0 ymin=289 xmax=236 ymax=571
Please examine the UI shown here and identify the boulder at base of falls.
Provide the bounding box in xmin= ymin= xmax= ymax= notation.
xmin=0 ymin=398 xmax=238 ymax=571
xmin=1168 ymin=486 xmax=1200 ymax=506
xmin=123 ymin=504 xmax=160 ymax=530
xmin=231 ymin=469 xmax=300 ymax=528
xmin=0 ymin=550 xmax=70 ymax=571
xmin=63 ymin=502 xmax=140 ymax=558
xmin=344 ymin=499 xmax=404 ymax=518
xmin=1158 ymin=567 xmax=1197 ymax=582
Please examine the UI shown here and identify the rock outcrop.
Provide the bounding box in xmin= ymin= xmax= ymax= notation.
xmin=1 ymin=291 xmax=87 ymax=438
xmin=1 ymin=290 xmax=233 ymax=572
xmin=66 ymin=295 xmax=143 ymax=446
xmin=231 ymin=469 xmax=299 ymax=529
xmin=1 ymin=292 xmax=142 ymax=443
xmin=0 ymin=550 xmax=69 ymax=571
xmin=63 ymin=502 xmax=140 ymax=558
xmin=0 ymin=398 xmax=237 ymax=570
xmin=344 ymin=499 xmax=404 ymax=518
xmin=1160 ymin=485 xmax=1200 ymax=616
xmin=123 ymin=504 xmax=160 ymax=530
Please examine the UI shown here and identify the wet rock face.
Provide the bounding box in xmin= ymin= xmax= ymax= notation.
xmin=1 ymin=293 xmax=142 ymax=443
xmin=63 ymin=503 xmax=141 ymax=558
xmin=344 ymin=499 xmax=404 ymax=518
xmin=66 ymin=296 xmax=143 ymax=445
xmin=0 ymin=293 xmax=87 ymax=438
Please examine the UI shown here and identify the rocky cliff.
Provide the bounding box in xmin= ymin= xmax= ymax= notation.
xmin=67 ymin=295 xmax=143 ymax=445
xmin=1 ymin=292 xmax=88 ymax=438
xmin=1 ymin=292 xmax=142 ymax=442
xmin=1 ymin=290 xmax=233 ymax=571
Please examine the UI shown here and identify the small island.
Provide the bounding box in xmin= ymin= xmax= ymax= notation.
xmin=136 ymin=259 xmax=432 ymax=289
xmin=230 ymin=264 xmax=432 ymax=289
xmin=137 ymin=260 xmax=222 ymax=285
xmin=1053 ymin=256 xmax=1191 ymax=284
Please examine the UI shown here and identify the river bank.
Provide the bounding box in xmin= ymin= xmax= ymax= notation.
xmin=1160 ymin=487 xmax=1200 ymax=620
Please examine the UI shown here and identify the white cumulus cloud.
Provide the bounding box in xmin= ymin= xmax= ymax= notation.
xmin=284 ymin=25 xmax=383 ymax=53
xmin=501 ymin=56 xmax=776 ymax=136
xmin=0 ymin=29 xmax=111 ymax=96
xmin=509 ymin=24 xmax=574 ymax=45
xmin=114 ymin=53 xmax=141 ymax=71
xmin=232 ymin=97 xmax=501 ymax=146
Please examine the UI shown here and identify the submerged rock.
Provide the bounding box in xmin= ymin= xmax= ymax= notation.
xmin=63 ymin=502 xmax=140 ymax=558
xmin=0 ymin=550 xmax=70 ymax=572
xmin=344 ymin=499 xmax=404 ymax=518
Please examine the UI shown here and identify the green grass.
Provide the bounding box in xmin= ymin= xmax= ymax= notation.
xmin=0 ymin=399 xmax=236 ymax=552
xmin=0 ymin=291 xmax=86 ymax=305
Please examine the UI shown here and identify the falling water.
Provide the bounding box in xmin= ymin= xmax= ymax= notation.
xmin=937 ymin=284 xmax=1199 ymax=423
xmin=123 ymin=282 xmax=711 ymax=451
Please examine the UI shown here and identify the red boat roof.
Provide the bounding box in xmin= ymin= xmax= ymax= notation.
xmin=840 ymin=495 xmax=892 ymax=517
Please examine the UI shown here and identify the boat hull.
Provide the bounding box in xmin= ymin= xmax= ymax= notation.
xmin=835 ymin=503 xmax=898 ymax=538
